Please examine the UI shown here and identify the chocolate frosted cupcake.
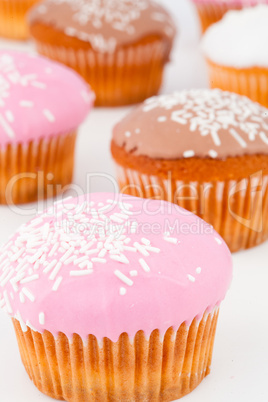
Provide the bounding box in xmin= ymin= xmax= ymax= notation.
xmin=0 ymin=50 xmax=94 ymax=204
xmin=111 ymin=89 xmax=268 ymax=252
xmin=0 ymin=193 xmax=232 ymax=401
xmin=28 ymin=0 xmax=176 ymax=106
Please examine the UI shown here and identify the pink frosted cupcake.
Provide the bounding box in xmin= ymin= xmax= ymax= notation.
xmin=0 ymin=193 xmax=232 ymax=401
xmin=191 ymin=0 xmax=268 ymax=32
xmin=0 ymin=50 xmax=94 ymax=205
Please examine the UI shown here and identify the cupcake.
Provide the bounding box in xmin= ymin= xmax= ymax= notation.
xmin=0 ymin=50 xmax=94 ymax=205
xmin=191 ymin=0 xmax=267 ymax=33
xmin=28 ymin=0 xmax=176 ymax=107
xmin=111 ymin=89 xmax=268 ymax=253
xmin=0 ymin=193 xmax=232 ymax=401
xmin=202 ymin=5 xmax=268 ymax=107
xmin=0 ymin=0 xmax=40 ymax=39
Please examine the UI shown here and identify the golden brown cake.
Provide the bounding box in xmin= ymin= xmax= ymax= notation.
xmin=28 ymin=0 xmax=176 ymax=106
xmin=111 ymin=89 xmax=268 ymax=252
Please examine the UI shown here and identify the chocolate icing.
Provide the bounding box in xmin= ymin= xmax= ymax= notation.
xmin=28 ymin=0 xmax=176 ymax=53
xmin=112 ymin=89 xmax=268 ymax=160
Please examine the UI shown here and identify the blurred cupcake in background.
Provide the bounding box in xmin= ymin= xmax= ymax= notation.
xmin=0 ymin=0 xmax=39 ymax=39
xmin=28 ymin=0 xmax=176 ymax=107
xmin=111 ymin=89 xmax=268 ymax=252
xmin=0 ymin=50 xmax=94 ymax=205
xmin=202 ymin=5 xmax=268 ymax=107
xmin=191 ymin=0 xmax=268 ymax=32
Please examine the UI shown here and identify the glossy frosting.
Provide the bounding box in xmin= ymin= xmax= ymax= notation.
xmin=0 ymin=50 xmax=94 ymax=146
xmin=28 ymin=0 xmax=176 ymax=53
xmin=202 ymin=5 xmax=268 ymax=68
xmin=0 ymin=193 xmax=232 ymax=342
xmin=112 ymin=89 xmax=268 ymax=160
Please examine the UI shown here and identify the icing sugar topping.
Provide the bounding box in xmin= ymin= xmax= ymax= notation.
xmin=202 ymin=5 xmax=268 ymax=68
xmin=29 ymin=0 xmax=176 ymax=53
xmin=0 ymin=193 xmax=232 ymax=341
xmin=0 ymin=51 xmax=94 ymax=145
xmin=112 ymin=89 xmax=268 ymax=159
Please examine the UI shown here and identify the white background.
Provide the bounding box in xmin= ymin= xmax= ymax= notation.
xmin=0 ymin=0 xmax=267 ymax=401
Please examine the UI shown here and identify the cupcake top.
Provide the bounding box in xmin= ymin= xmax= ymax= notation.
xmin=28 ymin=0 xmax=176 ymax=53
xmin=0 ymin=50 xmax=94 ymax=146
xmin=112 ymin=89 xmax=268 ymax=160
xmin=0 ymin=193 xmax=232 ymax=342
xmin=202 ymin=5 xmax=268 ymax=68
xmin=193 ymin=0 xmax=265 ymax=4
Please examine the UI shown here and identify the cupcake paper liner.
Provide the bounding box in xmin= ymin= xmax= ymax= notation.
xmin=206 ymin=60 xmax=268 ymax=108
xmin=33 ymin=39 xmax=167 ymax=106
xmin=0 ymin=0 xmax=38 ymax=40
xmin=192 ymin=2 xmax=238 ymax=32
xmin=0 ymin=131 xmax=76 ymax=205
xmin=115 ymin=163 xmax=268 ymax=252
xmin=13 ymin=307 xmax=219 ymax=401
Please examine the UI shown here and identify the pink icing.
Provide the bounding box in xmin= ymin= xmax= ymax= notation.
xmin=0 ymin=193 xmax=232 ymax=342
xmin=0 ymin=50 xmax=94 ymax=146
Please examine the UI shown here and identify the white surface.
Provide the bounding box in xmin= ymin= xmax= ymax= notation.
xmin=0 ymin=1 xmax=267 ymax=401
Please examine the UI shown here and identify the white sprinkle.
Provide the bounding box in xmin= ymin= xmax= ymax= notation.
xmin=20 ymin=274 xmax=39 ymax=284
xmin=0 ymin=114 xmax=14 ymax=138
xmin=183 ymin=150 xmax=195 ymax=158
xmin=110 ymin=254 xmax=129 ymax=264
xmin=139 ymin=258 xmax=150 ymax=273
xmin=163 ymin=237 xmax=178 ymax=244
xmin=52 ymin=276 xmax=63 ymax=291
xmin=158 ymin=116 xmax=167 ymax=122
xmin=20 ymin=100 xmax=34 ymax=108
xmin=70 ymin=270 xmax=93 ymax=276
xmin=22 ymin=287 xmax=35 ymax=302
xmin=39 ymin=312 xmax=45 ymax=325
xmin=215 ymin=237 xmax=222 ymax=245
xmin=91 ymin=258 xmax=106 ymax=264
xmin=134 ymin=242 xmax=149 ymax=257
xmin=229 ymin=129 xmax=247 ymax=148
xmin=187 ymin=274 xmax=196 ymax=283
xmin=141 ymin=238 xmax=150 ymax=246
xmin=74 ymin=255 xmax=89 ymax=265
xmin=3 ymin=291 xmax=12 ymax=313
xmin=64 ymin=255 xmax=78 ymax=265
xmin=43 ymin=109 xmax=55 ymax=123
xmin=49 ymin=262 xmax=62 ymax=280
xmin=196 ymin=267 xmax=202 ymax=274
xmin=98 ymin=248 xmax=107 ymax=258
xmin=110 ymin=215 xmax=124 ymax=224
xmin=5 ymin=110 xmax=14 ymax=122
xmin=125 ymin=131 xmax=131 ymax=137
xmin=60 ymin=247 xmax=75 ymax=262
xmin=31 ymin=81 xmax=46 ymax=89
xmin=19 ymin=292 xmax=25 ymax=304
xmin=208 ymin=150 xmax=218 ymax=158
xmin=123 ymin=246 xmax=137 ymax=252
xmin=114 ymin=270 xmax=133 ymax=286
xmin=129 ymin=270 xmax=138 ymax=277
xmin=0 ymin=269 xmax=14 ymax=287
xmin=120 ymin=287 xmax=127 ymax=296
xmin=79 ymin=261 xmax=93 ymax=269
xmin=43 ymin=259 xmax=57 ymax=274
xmin=85 ymin=249 xmax=99 ymax=255
xmin=145 ymin=246 xmax=160 ymax=253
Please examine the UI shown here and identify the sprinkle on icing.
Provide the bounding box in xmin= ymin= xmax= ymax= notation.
xmin=29 ymin=0 xmax=176 ymax=53
xmin=0 ymin=51 xmax=94 ymax=145
xmin=0 ymin=194 xmax=232 ymax=341
xmin=112 ymin=89 xmax=268 ymax=160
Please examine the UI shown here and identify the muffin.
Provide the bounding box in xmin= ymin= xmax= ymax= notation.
xmin=28 ymin=0 xmax=176 ymax=107
xmin=0 ymin=50 xmax=94 ymax=205
xmin=0 ymin=0 xmax=40 ymax=39
xmin=0 ymin=192 xmax=232 ymax=401
xmin=111 ymin=89 xmax=268 ymax=253
xmin=191 ymin=0 xmax=267 ymax=32
xmin=202 ymin=5 xmax=268 ymax=107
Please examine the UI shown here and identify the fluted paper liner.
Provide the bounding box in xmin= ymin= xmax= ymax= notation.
xmin=193 ymin=2 xmax=241 ymax=32
xmin=206 ymin=60 xmax=268 ymax=108
xmin=0 ymin=132 xmax=76 ymax=205
xmin=13 ymin=307 xmax=219 ymax=401
xmin=33 ymin=39 xmax=167 ymax=106
xmin=115 ymin=163 xmax=268 ymax=252
xmin=0 ymin=0 xmax=38 ymax=39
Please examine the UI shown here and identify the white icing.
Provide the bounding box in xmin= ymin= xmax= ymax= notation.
xmin=202 ymin=5 xmax=268 ymax=68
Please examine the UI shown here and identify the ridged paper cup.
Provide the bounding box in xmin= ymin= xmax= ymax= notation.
xmin=0 ymin=0 xmax=39 ymax=40
xmin=192 ymin=2 xmax=241 ymax=32
xmin=1 ymin=131 xmax=76 ymax=205
xmin=12 ymin=307 xmax=219 ymax=401
xmin=114 ymin=163 xmax=268 ymax=252
xmin=206 ymin=60 xmax=268 ymax=108
xmin=32 ymin=39 xmax=167 ymax=107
